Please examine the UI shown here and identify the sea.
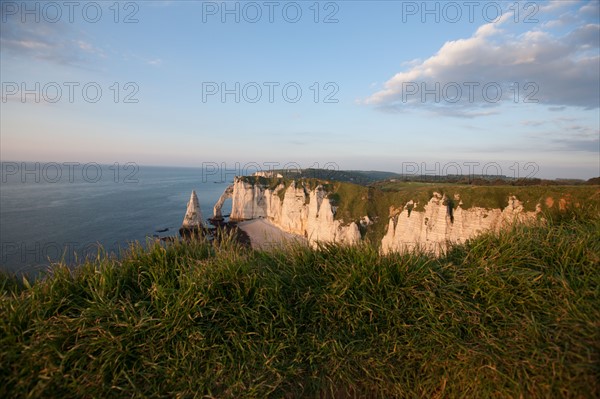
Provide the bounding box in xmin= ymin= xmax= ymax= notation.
xmin=0 ymin=163 xmax=233 ymax=276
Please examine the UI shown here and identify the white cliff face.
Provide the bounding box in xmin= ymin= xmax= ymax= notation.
xmin=380 ymin=193 xmax=539 ymax=255
xmin=182 ymin=190 xmax=203 ymax=229
xmin=219 ymin=177 xmax=361 ymax=247
xmin=216 ymin=180 xmax=540 ymax=254
xmin=253 ymin=171 xmax=283 ymax=178
xmin=228 ymin=178 xmax=284 ymax=220
xmin=276 ymin=181 xmax=308 ymax=235
xmin=305 ymin=187 xmax=360 ymax=246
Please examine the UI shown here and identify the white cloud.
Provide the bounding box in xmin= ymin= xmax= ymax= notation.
xmin=526 ymin=117 xmax=600 ymax=153
xmin=147 ymin=58 xmax=163 ymax=66
xmin=1 ymin=16 xmax=159 ymax=69
xmin=521 ymin=120 xmax=546 ymax=127
xmin=365 ymin=1 xmax=600 ymax=114
xmin=579 ymin=1 xmax=600 ymax=17
xmin=543 ymin=11 xmax=578 ymax=29
xmin=0 ymin=18 xmax=105 ymax=66
xmin=540 ymin=0 xmax=573 ymax=13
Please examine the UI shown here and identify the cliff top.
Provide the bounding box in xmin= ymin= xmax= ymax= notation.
xmin=237 ymin=174 xmax=599 ymax=213
xmin=235 ymin=175 xmax=599 ymax=244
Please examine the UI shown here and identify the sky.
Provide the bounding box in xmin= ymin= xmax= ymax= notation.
xmin=1 ymin=0 xmax=599 ymax=179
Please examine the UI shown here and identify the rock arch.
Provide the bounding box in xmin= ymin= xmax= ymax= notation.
xmin=213 ymin=184 xmax=234 ymax=219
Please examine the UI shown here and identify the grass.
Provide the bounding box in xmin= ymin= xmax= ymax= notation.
xmin=372 ymin=182 xmax=600 ymax=213
xmin=1 ymin=210 xmax=599 ymax=398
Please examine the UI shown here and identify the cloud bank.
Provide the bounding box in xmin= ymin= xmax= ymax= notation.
xmin=365 ymin=1 xmax=600 ymax=115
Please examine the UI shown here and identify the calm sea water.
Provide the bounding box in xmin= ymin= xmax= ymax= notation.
xmin=0 ymin=163 xmax=232 ymax=275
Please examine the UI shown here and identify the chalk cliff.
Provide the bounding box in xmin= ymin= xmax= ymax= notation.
xmin=380 ymin=193 xmax=539 ymax=255
xmin=215 ymin=178 xmax=542 ymax=254
xmin=180 ymin=190 xmax=205 ymax=238
xmin=214 ymin=177 xmax=361 ymax=247
xmin=182 ymin=190 xmax=203 ymax=229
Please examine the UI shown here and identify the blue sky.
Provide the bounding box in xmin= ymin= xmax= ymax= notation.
xmin=1 ymin=0 xmax=599 ymax=179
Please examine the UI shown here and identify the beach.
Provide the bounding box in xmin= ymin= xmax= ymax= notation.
xmin=236 ymin=219 xmax=307 ymax=250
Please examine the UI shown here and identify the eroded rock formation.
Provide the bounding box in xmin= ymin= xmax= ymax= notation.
xmin=213 ymin=185 xmax=234 ymax=219
xmin=181 ymin=190 xmax=203 ymax=233
xmin=214 ymin=177 xmax=361 ymax=247
xmin=381 ymin=193 xmax=539 ymax=255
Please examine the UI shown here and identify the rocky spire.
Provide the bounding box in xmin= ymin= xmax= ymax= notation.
xmin=182 ymin=190 xmax=203 ymax=229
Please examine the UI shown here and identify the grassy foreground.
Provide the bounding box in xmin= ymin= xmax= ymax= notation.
xmin=1 ymin=215 xmax=599 ymax=398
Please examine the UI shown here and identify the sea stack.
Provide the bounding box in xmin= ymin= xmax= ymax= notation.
xmin=179 ymin=190 xmax=204 ymax=238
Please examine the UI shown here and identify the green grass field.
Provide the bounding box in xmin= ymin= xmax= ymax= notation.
xmin=1 ymin=208 xmax=599 ymax=398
